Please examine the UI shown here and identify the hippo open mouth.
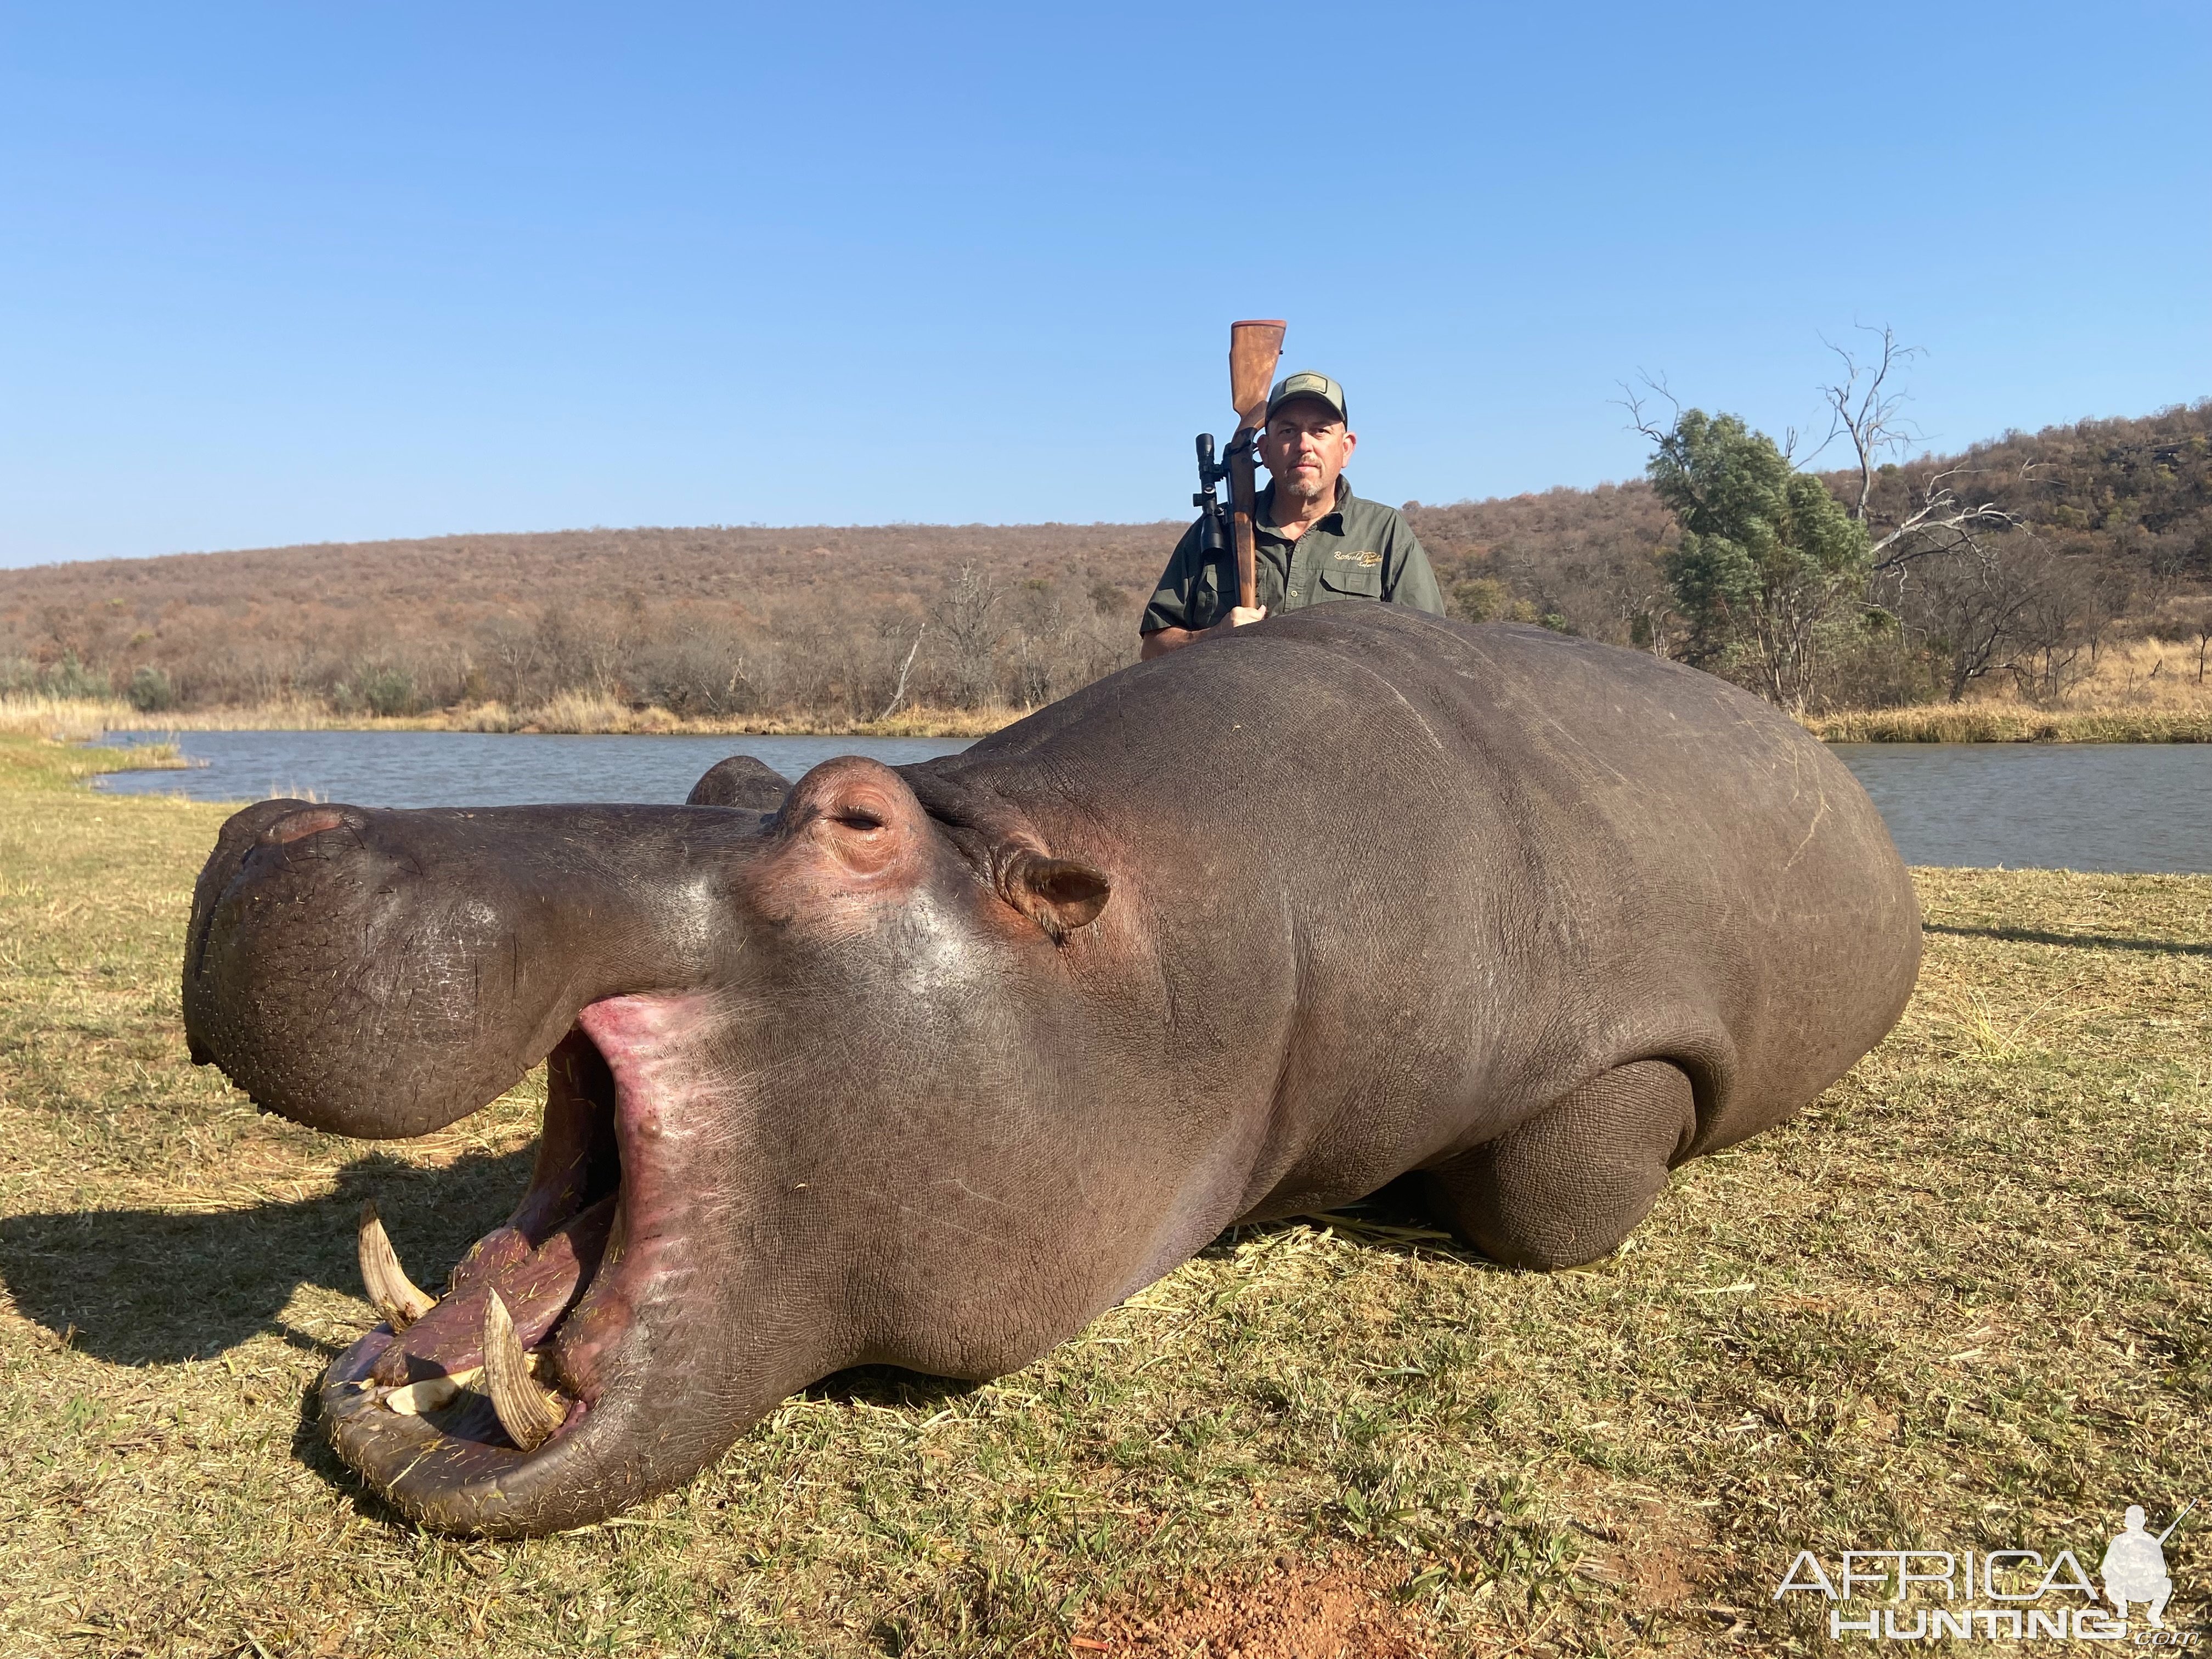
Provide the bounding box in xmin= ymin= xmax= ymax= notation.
xmin=317 ymin=992 xmax=730 ymax=1529
xmin=334 ymin=1015 xmax=629 ymax=1458
xmin=178 ymin=793 xmax=820 ymax=1533
xmin=183 ymin=768 xmax=1120 ymax=1535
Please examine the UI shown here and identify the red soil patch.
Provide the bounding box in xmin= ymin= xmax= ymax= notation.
xmin=1080 ymin=1550 xmax=1434 ymax=1658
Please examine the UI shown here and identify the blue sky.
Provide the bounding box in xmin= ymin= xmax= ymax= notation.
xmin=3 ymin=2 xmax=2207 ymax=567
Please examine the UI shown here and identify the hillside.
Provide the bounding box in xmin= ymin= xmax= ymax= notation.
xmin=0 ymin=523 xmax=1178 ymax=721
xmin=4 ymin=400 xmax=2207 ymax=721
xmin=1415 ymin=400 xmax=2212 ymax=651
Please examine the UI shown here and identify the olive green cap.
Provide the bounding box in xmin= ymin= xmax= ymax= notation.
xmin=1265 ymin=370 xmax=1348 ymax=425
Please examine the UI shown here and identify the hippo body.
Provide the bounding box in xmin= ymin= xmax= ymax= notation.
xmin=183 ymin=607 xmax=1918 ymax=1534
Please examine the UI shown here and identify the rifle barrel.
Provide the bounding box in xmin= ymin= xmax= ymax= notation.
xmin=2157 ymin=1499 xmax=2195 ymax=1544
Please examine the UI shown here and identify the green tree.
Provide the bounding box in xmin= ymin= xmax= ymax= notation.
xmin=1644 ymin=408 xmax=1870 ymax=711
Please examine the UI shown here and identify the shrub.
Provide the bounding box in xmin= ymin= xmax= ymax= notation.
xmin=329 ymin=665 xmax=423 ymax=718
xmin=40 ymin=654 xmax=111 ymax=700
xmin=125 ymin=666 xmax=176 ymax=713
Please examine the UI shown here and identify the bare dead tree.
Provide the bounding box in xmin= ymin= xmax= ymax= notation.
xmin=2005 ymin=558 xmax=2108 ymax=706
xmin=1819 ymin=328 xmax=2034 ymax=577
xmin=2191 ymin=611 xmax=2212 ymax=685
xmin=1820 ymin=325 xmax=1923 ymax=521
xmin=1815 ymin=325 xmax=2070 ymax=706
xmin=1901 ymin=535 xmax=2060 ymax=701
xmin=935 ymin=565 xmax=1004 ymax=709
xmin=1616 ymin=374 xmax=1680 ymax=453
xmin=874 ymin=624 xmax=925 ymax=722
xmin=1862 ymin=458 xmax=2040 ymax=598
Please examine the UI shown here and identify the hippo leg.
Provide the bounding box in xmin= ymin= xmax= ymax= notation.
xmin=1421 ymin=1060 xmax=1697 ymax=1269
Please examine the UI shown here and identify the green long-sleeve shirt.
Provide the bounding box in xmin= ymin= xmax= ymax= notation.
xmin=1139 ymin=478 xmax=1446 ymax=635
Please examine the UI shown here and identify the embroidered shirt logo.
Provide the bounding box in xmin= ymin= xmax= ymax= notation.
xmin=1332 ymin=549 xmax=1383 ymax=567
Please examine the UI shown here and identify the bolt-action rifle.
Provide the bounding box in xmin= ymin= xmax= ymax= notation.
xmin=1192 ymin=320 xmax=1286 ymax=612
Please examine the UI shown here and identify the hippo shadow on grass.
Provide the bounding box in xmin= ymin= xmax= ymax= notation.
xmin=1921 ymin=922 xmax=2212 ymax=958
xmin=0 ymin=1147 xmax=535 ymax=1367
xmin=0 ymin=1149 xmax=1497 ymax=1523
xmin=0 ymin=1150 xmax=1479 ymax=1389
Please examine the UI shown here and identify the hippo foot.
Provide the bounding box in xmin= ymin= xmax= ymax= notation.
xmin=1421 ymin=1060 xmax=1697 ymax=1269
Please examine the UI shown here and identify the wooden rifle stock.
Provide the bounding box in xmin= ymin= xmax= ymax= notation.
xmin=1227 ymin=320 xmax=1286 ymax=611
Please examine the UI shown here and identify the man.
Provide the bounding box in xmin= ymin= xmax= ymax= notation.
xmin=1139 ymin=371 xmax=1446 ymax=658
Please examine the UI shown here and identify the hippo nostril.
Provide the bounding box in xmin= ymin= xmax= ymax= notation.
xmin=262 ymin=806 xmax=356 ymax=846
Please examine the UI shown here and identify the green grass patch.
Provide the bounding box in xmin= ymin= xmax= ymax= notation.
xmin=0 ymin=744 xmax=2206 ymax=1654
xmin=0 ymin=731 xmax=189 ymax=792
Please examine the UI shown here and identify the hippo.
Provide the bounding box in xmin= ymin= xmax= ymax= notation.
xmin=181 ymin=606 xmax=1920 ymax=1536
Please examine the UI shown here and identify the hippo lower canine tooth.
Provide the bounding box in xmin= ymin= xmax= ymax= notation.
xmin=356 ymin=1200 xmax=437 ymax=1329
xmin=382 ymin=1369 xmax=479 ymax=1415
xmin=483 ymin=1291 xmax=566 ymax=1452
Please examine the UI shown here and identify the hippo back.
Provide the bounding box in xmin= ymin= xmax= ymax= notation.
xmin=913 ymin=607 xmax=1920 ymax=1166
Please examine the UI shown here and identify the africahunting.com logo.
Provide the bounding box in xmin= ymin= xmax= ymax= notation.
xmin=1776 ymin=1503 xmax=2196 ymax=1644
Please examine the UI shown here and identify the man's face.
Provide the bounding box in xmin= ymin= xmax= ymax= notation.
xmin=1259 ymin=398 xmax=1356 ymax=509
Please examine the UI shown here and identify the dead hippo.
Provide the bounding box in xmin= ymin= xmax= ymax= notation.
xmin=181 ymin=606 xmax=1919 ymax=1536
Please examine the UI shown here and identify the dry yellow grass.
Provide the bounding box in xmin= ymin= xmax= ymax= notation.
xmin=0 ymin=696 xmax=1028 ymax=743
xmin=2062 ymin=633 xmax=2212 ymax=710
xmin=1806 ymin=635 xmax=2212 ymax=742
xmin=1806 ymin=706 xmax=2212 ymax=742
xmin=13 ymin=631 xmax=2212 ymax=746
xmin=0 ymin=733 xmax=2207 ymax=1654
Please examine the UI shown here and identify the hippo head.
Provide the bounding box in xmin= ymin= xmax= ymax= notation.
xmin=183 ymin=757 xmax=1114 ymax=1536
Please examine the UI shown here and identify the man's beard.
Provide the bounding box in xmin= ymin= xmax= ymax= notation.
xmin=1278 ymin=471 xmax=1331 ymax=509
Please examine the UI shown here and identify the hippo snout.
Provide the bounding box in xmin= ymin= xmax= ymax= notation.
xmin=183 ymin=801 xmax=747 ymax=1138
xmin=180 ymin=798 xmax=805 ymax=1532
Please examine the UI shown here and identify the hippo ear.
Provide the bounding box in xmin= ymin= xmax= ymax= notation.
xmin=998 ymin=851 xmax=1111 ymax=942
xmin=687 ymin=754 xmax=792 ymax=811
xmin=896 ymin=768 xmax=1111 ymax=940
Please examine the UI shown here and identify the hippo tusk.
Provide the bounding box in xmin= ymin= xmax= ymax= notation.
xmin=357 ymin=1200 xmax=437 ymax=1328
xmin=382 ymin=1367 xmax=480 ymax=1415
xmin=483 ymin=1290 xmax=566 ymax=1452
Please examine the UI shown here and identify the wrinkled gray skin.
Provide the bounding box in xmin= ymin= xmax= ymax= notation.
xmin=182 ymin=608 xmax=1919 ymax=1536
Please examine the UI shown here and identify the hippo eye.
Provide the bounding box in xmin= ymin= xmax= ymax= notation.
xmin=833 ymin=810 xmax=885 ymax=832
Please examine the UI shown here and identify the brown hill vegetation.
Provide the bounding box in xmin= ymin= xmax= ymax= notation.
xmin=4 ymin=400 xmax=2207 ymax=722
xmin=0 ymin=523 xmax=1175 ymax=722
xmin=1418 ymin=399 xmax=2212 ymax=652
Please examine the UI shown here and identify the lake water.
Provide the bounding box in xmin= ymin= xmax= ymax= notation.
xmin=94 ymin=731 xmax=969 ymax=811
xmin=94 ymin=730 xmax=2212 ymax=874
xmin=1824 ymin=743 xmax=2210 ymax=875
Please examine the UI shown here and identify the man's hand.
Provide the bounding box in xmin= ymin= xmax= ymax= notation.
xmin=1139 ymin=606 xmax=1268 ymax=660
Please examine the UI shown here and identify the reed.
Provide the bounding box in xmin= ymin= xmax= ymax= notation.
xmin=1806 ymin=706 xmax=2212 ymax=743
xmin=0 ymin=693 xmax=1030 ymax=741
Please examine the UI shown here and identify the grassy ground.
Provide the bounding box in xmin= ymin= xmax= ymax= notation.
xmin=0 ymin=732 xmax=2206 ymax=1656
